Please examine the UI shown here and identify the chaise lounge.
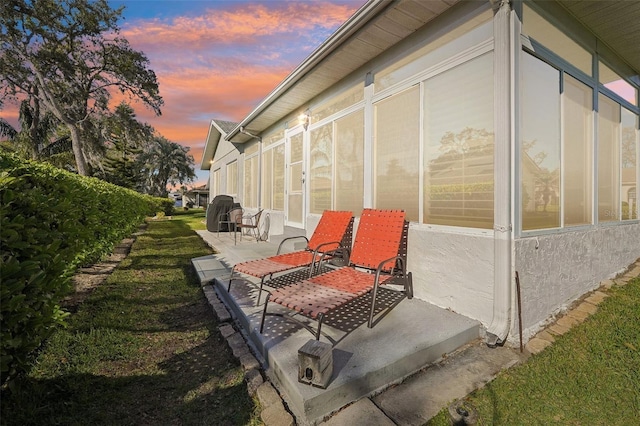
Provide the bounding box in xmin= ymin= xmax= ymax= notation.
xmin=260 ymin=208 xmax=412 ymax=342
xmin=228 ymin=210 xmax=354 ymax=305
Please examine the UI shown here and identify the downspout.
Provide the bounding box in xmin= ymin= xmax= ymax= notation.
xmin=239 ymin=127 xmax=262 ymax=142
xmin=486 ymin=0 xmax=514 ymax=347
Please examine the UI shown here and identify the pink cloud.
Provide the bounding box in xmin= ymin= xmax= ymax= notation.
xmin=121 ymin=2 xmax=357 ymax=49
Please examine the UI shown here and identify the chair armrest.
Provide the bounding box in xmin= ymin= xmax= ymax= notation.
xmin=276 ymin=235 xmax=309 ymax=255
xmin=374 ymin=255 xmax=406 ymax=282
xmin=368 ymin=255 xmax=407 ymax=328
xmin=313 ymin=246 xmax=350 ymax=275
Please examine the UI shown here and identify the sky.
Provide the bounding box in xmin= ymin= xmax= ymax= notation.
xmin=2 ymin=0 xmax=366 ymax=187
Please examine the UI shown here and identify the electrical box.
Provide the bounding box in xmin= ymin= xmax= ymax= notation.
xmin=298 ymin=339 xmax=333 ymax=389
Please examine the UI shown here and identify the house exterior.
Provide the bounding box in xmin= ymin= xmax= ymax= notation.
xmin=201 ymin=0 xmax=639 ymax=346
xmin=183 ymin=184 xmax=209 ymax=208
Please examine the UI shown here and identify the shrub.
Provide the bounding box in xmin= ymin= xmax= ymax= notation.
xmin=0 ymin=151 xmax=157 ymax=386
xmin=154 ymin=197 xmax=175 ymax=216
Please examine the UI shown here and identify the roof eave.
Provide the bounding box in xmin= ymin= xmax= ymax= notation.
xmin=200 ymin=120 xmax=222 ymax=170
xmin=226 ymin=0 xmax=391 ymax=142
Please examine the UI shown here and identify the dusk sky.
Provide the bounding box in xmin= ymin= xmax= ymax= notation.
xmin=2 ymin=0 xmax=367 ymax=187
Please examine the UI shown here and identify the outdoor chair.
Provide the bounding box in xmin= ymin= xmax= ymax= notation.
xmin=228 ymin=210 xmax=354 ymax=305
xmin=260 ymin=208 xmax=412 ymax=342
xmin=217 ymin=207 xmax=244 ymax=243
xmin=237 ymin=209 xmax=264 ymax=243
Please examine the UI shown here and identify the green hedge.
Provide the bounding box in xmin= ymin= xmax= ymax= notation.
xmin=0 ymin=151 xmax=171 ymax=386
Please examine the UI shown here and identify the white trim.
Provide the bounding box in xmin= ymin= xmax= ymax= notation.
xmin=363 ymin=79 xmax=374 ymax=209
xmin=308 ymin=100 xmax=365 ymax=131
xmin=412 ymin=221 xmax=494 ymax=237
xmin=372 ymin=40 xmax=494 ymax=104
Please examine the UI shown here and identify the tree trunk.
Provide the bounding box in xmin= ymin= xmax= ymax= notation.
xmin=67 ymin=123 xmax=89 ymax=176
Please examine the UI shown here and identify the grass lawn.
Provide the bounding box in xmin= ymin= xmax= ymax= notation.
xmin=428 ymin=276 xmax=640 ymax=425
xmin=1 ymin=210 xmax=261 ymax=425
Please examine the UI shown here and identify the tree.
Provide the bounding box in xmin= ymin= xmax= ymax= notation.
xmin=0 ymin=0 xmax=163 ymax=175
xmin=97 ymin=102 xmax=153 ymax=189
xmin=0 ymin=95 xmax=74 ymax=168
xmin=137 ymin=136 xmax=196 ymax=197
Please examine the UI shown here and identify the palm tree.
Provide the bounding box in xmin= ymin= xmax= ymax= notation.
xmin=137 ymin=136 xmax=196 ymax=197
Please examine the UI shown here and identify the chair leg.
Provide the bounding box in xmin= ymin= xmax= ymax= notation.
xmin=316 ymin=313 xmax=324 ymax=341
xmin=228 ymin=267 xmax=236 ymax=292
xmin=260 ymin=294 xmax=270 ymax=334
xmin=256 ymin=276 xmax=266 ymax=306
xmin=406 ymin=272 xmax=413 ymax=299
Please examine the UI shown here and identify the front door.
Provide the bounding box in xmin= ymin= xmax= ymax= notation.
xmin=286 ymin=127 xmax=305 ymax=228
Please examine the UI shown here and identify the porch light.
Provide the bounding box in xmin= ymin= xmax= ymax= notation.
xmin=298 ymin=111 xmax=310 ymax=130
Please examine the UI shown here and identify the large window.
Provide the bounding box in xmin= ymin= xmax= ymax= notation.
xmin=261 ymin=143 xmax=284 ymax=210
xmin=374 ymin=86 xmax=420 ymax=221
xmin=563 ymin=75 xmax=593 ymax=226
xmin=598 ymin=95 xmax=621 ymax=222
xmin=244 ymin=154 xmax=259 ymax=208
xmin=311 ymin=83 xmax=363 ymax=124
xmin=521 ymin=54 xmax=561 ymax=230
xmin=226 ymin=161 xmax=238 ymax=197
xmin=424 ymin=53 xmax=494 ymax=229
xmin=335 ymin=110 xmax=364 ymax=213
xmin=308 ymin=109 xmax=365 ymax=215
xmin=621 ymin=108 xmax=638 ymax=220
xmin=375 ymin=10 xmax=493 ymax=93
xmin=310 ymin=123 xmax=333 ymax=214
xmin=521 ymin=52 xmax=639 ymax=231
xmin=263 ymin=128 xmax=285 ymax=147
xmin=212 ymin=169 xmax=220 ymax=197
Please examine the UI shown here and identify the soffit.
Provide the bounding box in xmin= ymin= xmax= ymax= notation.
xmin=228 ymin=0 xmax=460 ymax=142
xmin=556 ymin=0 xmax=640 ymax=76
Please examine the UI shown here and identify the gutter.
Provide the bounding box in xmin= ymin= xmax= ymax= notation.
xmin=226 ymin=0 xmax=391 ymax=141
xmin=486 ymin=0 xmax=514 ymax=347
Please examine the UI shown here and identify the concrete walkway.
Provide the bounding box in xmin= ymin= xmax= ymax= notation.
xmin=192 ymin=229 xmax=640 ymax=425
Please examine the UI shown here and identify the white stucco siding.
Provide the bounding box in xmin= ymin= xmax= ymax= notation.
xmin=408 ymin=226 xmax=495 ymax=326
xmin=515 ymin=222 xmax=640 ymax=339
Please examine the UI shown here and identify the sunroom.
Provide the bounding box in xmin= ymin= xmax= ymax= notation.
xmin=201 ymin=0 xmax=639 ymax=349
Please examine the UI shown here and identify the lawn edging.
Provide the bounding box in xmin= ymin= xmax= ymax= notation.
xmin=202 ymin=284 xmax=295 ymax=426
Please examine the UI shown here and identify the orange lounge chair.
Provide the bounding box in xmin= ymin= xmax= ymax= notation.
xmin=260 ymin=208 xmax=412 ymax=341
xmin=228 ymin=210 xmax=354 ymax=304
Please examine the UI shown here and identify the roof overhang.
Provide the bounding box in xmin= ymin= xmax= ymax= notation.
xmin=224 ymin=0 xmax=639 ymax=144
xmin=227 ymin=0 xmax=464 ymax=143
xmin=200 ymin=119 xmax=238 ymax=170
xmin=555 ymin=0 xmax=640 ymax=81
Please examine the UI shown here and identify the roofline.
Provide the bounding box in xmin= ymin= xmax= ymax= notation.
xmin=200 ymin=120 xmax=227 ymax=170
xmin=226 ymin=0 xmax=390 ymax=141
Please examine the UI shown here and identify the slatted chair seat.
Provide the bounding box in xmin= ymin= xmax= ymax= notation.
xmin=269 ymin=268 xmax=394 ymax=319
xmin=228 ymin=210 xmax=354 ymax=304
xmin=260 ymin=208 xmax=413 ymax=342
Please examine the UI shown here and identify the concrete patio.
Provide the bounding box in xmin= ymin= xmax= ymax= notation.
xmin=192 ymin=227 xmax=482 ymax=424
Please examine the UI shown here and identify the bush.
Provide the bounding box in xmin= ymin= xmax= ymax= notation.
xmin=0 ymin=151 xmax=158 ymax=386
xmin=154 ymin=197 xmax=175 ymax=216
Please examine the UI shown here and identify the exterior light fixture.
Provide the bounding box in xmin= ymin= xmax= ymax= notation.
xmin=298 ymin=110 xmax=310 ymax=130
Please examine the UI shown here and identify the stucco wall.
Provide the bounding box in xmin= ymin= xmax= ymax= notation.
xmin=408 ymin=225 xmax=495 ymax=327
xmin=514 ymin=222 xmax=640 ymax=340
